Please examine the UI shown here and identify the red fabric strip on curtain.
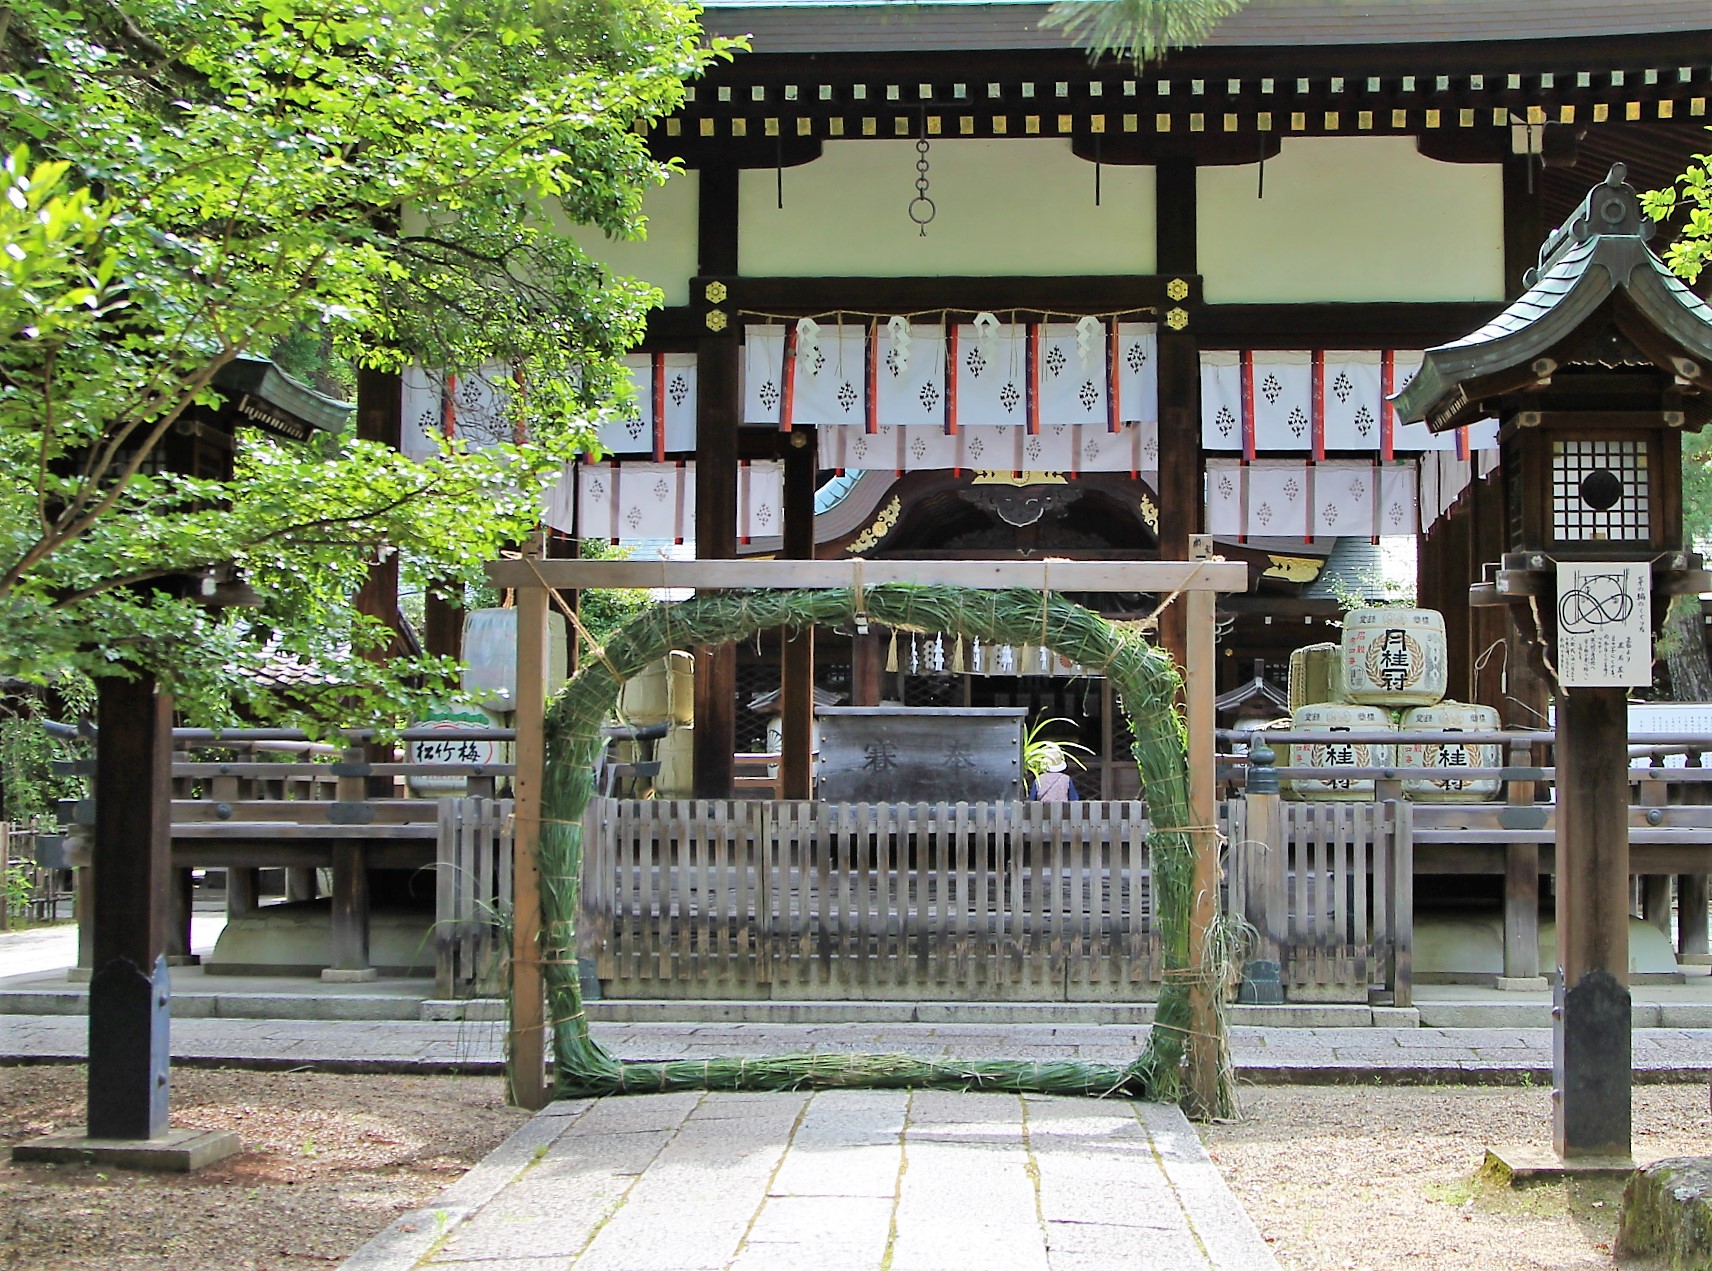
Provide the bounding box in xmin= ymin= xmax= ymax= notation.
xmin=780 ymin=323 xmax=798 ymax=433
xmin=651 ymin=353 xmax=667 ymax=461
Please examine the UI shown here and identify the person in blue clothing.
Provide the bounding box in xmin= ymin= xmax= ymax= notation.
xmin=1030 ymin=742 xmax=1079 ymax=802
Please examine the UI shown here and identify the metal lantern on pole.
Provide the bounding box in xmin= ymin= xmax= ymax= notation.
xmin=1395 ymin=164 xmax=1712 ymax=1165
xmin=18 ymin=358 xmax=348 ymax=1170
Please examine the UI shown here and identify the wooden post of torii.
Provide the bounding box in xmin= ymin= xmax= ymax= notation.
xmin=489 ymin=554 xmax=1246 ymax=1111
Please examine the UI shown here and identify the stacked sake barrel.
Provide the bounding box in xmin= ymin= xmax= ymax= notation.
xmin=1281 ymin=609 xmax=1500 ymax=801
xmin=616 ymin=651 xmax=696 ymax=797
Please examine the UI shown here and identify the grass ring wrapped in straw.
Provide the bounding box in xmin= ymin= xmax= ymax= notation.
xmin=534 ymin=584 xmax=1234 ymax=1116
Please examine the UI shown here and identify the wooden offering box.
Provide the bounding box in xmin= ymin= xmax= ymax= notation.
xmin=815 ymin=707 xmax=1026 ymax=803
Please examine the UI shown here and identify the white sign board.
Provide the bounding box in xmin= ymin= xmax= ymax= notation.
xmin=1556 ymin=561 xmax=1652 ymax=687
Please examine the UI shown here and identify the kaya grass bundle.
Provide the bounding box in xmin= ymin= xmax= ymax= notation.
xmin=533 ymin=584 xmax=1235 ymax=1116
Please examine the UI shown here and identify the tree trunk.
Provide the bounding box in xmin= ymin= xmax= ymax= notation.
xmin=1663 ymin=594 xmax=1712 ymax=701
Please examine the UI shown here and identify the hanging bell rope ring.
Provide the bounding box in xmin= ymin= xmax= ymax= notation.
xmin=908 ymin=136 xmax=935 ymax=237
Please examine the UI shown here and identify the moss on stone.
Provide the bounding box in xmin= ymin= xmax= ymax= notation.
xmin=1618 ymin=1157 xmax=1712 ymax=1269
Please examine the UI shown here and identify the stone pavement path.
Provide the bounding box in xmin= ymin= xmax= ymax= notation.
xmin=341 ymin=1089 xmax=1278 ymax=1271
xmin=6 ymin=1014 xmax=1712 ymax=1082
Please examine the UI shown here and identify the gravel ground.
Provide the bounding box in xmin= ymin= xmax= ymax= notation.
xmin=2 ymin=1068 xmax=1708 ymax=1269
xmin=1203 ymin=1085 xmax=1712 ymax=1270
xmin=0 ymin=1067 xmax=529 ymax=1270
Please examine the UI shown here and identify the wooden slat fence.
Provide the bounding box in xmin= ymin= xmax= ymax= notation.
xmin=435 ymin=798 xmax=514 ymax=997
xmin=1225 ymin=798 xmax=1413 ymax=1003
xmin=579 ymin=799 xmax=1164 ymax=1001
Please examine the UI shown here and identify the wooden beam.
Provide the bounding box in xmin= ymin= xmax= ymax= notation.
xmin=1199 ymin=301 xmax=1502 ymax=347
xmin=723 ymin=275 xmax=1173 ymax=317
xmin=781 ymin=429 xmax=817 ymax=799
xmin=509 ymin=575 xmax=549 ymax=1111
xmin=354 ymin=368 xmax=404 ymax=641
xmin=1156 ymin=160 xmax=1198 ymax=675
xmin=695 ymin=168 xmax=742 ymax=797
xmin=1553 ymin=685 xmax=1632 ymax=1160
xmin=1184 ymin=535 xmax=1223 ymax=1117
xmin=87 ymin=672 xmax=174 ymax=1140
xmin=486 ymin=558 xmax=1247 ymax=592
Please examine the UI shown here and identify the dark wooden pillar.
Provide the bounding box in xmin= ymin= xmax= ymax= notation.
xmin=424 ymin=589 xmax=463 ymax=661
xmin=1504 ymin=156 xmax=1548 ymax=303
xmin=355 ymin=368 xmax=404 ymax=637
xmin=780 ymin=429 xmax=817 ymax=798
xmin=1440 ymin=503 xmax=1473 ymax=701
xmin=325 ymin=746 xmax=374 ymax=978
xmin=693 ymin=165 xmax=740 ymax=797
xmin=852 ymin=634 xmax=886 ymax=707
xmin=1552 ymin=686 xmax=1632 ymax=1160
xmin=1471 ymin=473 xmax=1508 ymax=708
xmin=1155 ymin=159 xmax=1199 ymax=669
xmin=87 ymin=673 xmax=174 ymax=1141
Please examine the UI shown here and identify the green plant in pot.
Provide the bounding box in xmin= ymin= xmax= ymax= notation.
xmin=1023 ymin=716 xmax=1094 ymax=780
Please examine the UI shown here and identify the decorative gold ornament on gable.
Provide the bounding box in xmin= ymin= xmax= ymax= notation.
xmin=1263 ymin=554 xmax=1322 ymax=583
xmin=1166 ymin=278 xmax=1190 ymax=302
xmin=1165 ymin=308 xmax=1189 ymax=331
xmin=971 ymin=470 xmax=1068 ymax=487
xmin=704 ymin=281 xmax=728 ymax=304
xmin=1138 ymin=494 xmax=1159 ymax=532
xmin=705 ymin=309 xmax=728 ymax=332
xmin=844 ymin=496 xmax=902 ymax=554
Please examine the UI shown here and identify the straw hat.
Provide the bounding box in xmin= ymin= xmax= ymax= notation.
xmin=1038 ymin=742 xmax=1068 ymax=773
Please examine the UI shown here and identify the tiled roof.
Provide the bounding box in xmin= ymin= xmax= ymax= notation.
xmin=700 ymin=0 xmax=1712 ymax=54
xmin=1394 ymin=169 xmax=1712 ymax=432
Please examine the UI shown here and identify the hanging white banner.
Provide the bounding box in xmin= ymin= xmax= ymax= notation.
xmin=593 ymin=354 xmax=698 ymax=456
xmin=1201 ymin=349 xmax=1497 ymax=455
xmin=792 ymin=322 xmax=868 ymax=427
xmin=817 ymin=420 xmax=1159 ymax=475
xmin=571 ymin=460 xmax=784 ymax=543
xmin=1204 ymin=459 xmax=1417 ymax=538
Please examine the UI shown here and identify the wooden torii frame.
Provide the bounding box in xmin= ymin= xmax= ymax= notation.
xmin=488 ymin=543 xmax=1249 ymax=1109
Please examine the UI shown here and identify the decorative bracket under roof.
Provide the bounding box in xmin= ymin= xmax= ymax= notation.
xmin=1392 ymin=164 xmax=1712 ymax=434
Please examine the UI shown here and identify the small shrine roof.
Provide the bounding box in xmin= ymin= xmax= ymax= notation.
xmin=210 ymin=355 xmax=352 ymax=442
xmin=1392 ymin=165 xmax=1712 ymax=433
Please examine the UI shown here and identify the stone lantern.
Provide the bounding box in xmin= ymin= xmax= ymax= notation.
xmin=1395 ymin=164 xmax=1712 ymax=1163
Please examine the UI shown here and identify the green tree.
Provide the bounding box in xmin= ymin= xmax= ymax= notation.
xmin=0 ymin=0 xmax=737 ymax=725
xmin=1645 ymin=134 xmax=1712 ymax=697
xmin=1044 ymin=0 xmax=1247 ymax=65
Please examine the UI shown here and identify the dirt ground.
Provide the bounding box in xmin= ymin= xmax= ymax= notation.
xmin=1203 ymin=1084 xmax=1712 ymax=1270
xmin=1 ymin=1068 xmax=1708 ymax=1269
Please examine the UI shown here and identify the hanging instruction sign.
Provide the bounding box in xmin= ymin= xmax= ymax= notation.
xmin=1556 ymin=561 xmax=1652 ymax=687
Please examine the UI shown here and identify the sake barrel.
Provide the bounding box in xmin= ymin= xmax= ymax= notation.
xmin=1282 ymin=703 xmax=1394 ymax=800
xmin=1398 ymin=702 xmax=1501 ymax=801
xmin=1288 ymin=643 xmax=1346 ymax=711
xmin=1341 ymin=608 xmax=1448 ymax=707
xmin=654 ymin=724 xmax=695 ymax=798
xmin=618 ymin=650 xmax=695 ymax=726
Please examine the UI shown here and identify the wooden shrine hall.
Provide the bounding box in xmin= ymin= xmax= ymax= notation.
xmin=400 ymin=0 xmax=1712 ymax=798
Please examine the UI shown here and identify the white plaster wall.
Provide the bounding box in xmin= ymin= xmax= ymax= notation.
xmin=1197 ymin=136 xmax=1504 ymax=304
xmin=740 ymin=139 xmax=1155 ymax=277
xmin=561 ymin=171 xmax=700 ymax=308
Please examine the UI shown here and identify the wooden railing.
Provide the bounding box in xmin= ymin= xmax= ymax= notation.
xmin=1232 ymin=727 xmax=1712 ymax=984
xmin=1225 ymin=795 xmax=1413 ymax=1005
xmin=51 ymin=726 xmax=516 ymax=985
xmin=580 ymin=798 xmax=1162 ymax=1000
xmin=3 ymin=820 xmax=72 ymax=931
